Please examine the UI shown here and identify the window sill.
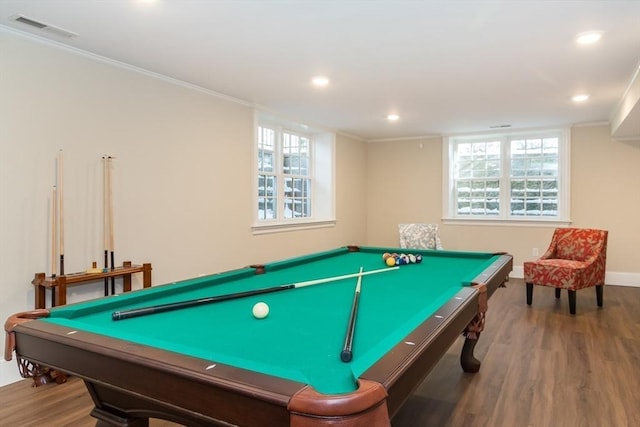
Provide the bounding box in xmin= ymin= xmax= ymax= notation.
xmin=252 ymin=219 xmax=336 ymax=235
xmin=442 ymin=217 xmax=572 ymax=227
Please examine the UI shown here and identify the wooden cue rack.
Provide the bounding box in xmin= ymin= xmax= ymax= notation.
xmin=31 ymin=261 xmax=152 ymax=309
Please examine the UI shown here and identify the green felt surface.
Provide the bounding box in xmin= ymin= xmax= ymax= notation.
xmin=43 ymin=246 xmax=499 ymax=394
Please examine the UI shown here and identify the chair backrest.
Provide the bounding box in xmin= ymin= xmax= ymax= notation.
xmin=398 ymin=223 xmax=443 ymax=250
xmin=551 ymin=228 xmax=608 ymax=263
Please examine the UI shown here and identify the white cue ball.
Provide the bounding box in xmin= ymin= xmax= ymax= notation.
xmin=252 ymin=302 xmax=270 ymax=319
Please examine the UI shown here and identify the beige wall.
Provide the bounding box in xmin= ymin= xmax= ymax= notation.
xmin=366 ymin=126 xmax=640 ymax=281
xmin=571 ymin=125 xmax=640 ymax=272
xmin=0 ymin=31 xmax=368 ymax=367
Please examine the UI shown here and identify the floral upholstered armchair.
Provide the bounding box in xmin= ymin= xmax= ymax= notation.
xmin=524 ymin=228 xmax=608 ymax=315
xmin=398 ymin=223 xmax=443 ymax=250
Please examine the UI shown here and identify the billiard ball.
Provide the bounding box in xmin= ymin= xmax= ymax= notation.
xmin=385 ymin=257 xmax=396 ymax=267
xmin=252 ymin=302 xmax=269 ymax=319
xmin=415 ymin=254 xmax=423 ymax=263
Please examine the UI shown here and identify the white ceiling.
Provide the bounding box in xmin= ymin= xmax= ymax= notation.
xmin=1 ymin=0 xmax=639 ymax=140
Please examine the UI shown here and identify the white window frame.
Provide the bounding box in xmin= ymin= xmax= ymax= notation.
xmin=253 ymin=111 xmax=336 ymax=234
xmin=442 ymin=128 xmax=571 ymax=226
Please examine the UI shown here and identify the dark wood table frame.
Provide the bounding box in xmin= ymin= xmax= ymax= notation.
xmin=8 ymin=255 xmax=512 ymax=426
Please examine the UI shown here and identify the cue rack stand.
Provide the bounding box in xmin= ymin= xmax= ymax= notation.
xmin=31 ymin=261 xmax=152 ymax=309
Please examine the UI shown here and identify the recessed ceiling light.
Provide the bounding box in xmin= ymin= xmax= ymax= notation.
xmin=311 ymin=76 xmax=330 ymax=87
xmin=572 ymin=94 xmax=590 ymax=103
xmin=387 ymin=114 xmax=400 ymax=121
xmin=576 ymin=31 xmax=603 ymax=45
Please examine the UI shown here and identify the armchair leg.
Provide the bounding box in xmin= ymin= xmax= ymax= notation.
xmin=568 ymin=290 xmax=576 ymax=315
xmin=555 ymin=288 xmax=561 ymax=299
xmin=526 ymin=283 xmax=533 ymax=305
xmin=596 ymin=285 xmax=604 ymax=307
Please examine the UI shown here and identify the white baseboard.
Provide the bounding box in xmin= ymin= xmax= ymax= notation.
xmin=604 ymin=272 xmax=640 ymax=287
xmin=0 ymin=359 xmax=24 ymax=388
xmin=511 ymin=266 xmax=640 ymax=288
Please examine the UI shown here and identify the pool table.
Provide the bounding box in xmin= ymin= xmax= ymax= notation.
xmin=5 ymin=246 xmax=512 ymax=426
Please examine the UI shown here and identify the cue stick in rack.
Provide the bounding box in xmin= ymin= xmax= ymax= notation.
xmin=58 ymin=150 xmax=64 ymax=275
xmin=102 ymin=155 xmax=109 ymax=296
xmin=340 ymin=267 xmax=363 ymax=363
xmin=107 ymin=156 xmax=115 ymax=295
xmin=51 ymin=186 xmax=57 ymax=279
xmin=112 ymin=266 xmax=399 ymax=321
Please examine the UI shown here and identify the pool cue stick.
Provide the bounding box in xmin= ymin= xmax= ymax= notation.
xmin=107 ymin=156 xmax=116 ymax=295
xmin=112 ymin=266 xmax=399 ymax=321
xmin=103 ymin=155 xmax=109 ymax=296
xmin=51 ymin=186 xmax=57 ymax=279
xmin=341 ymin=267 xmax=363 ymax=362
xmin=58 ymin=150 xmax=64 ymax=275
xmin=107 ymin=156 xmax=115 ymax=294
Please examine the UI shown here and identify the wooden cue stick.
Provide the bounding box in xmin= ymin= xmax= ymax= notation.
xmin=58 ymin=150 xmax=64 ymax=275
xmin=103 ymin=156 xmax=109 ymax=296
xmin=341 ymin=267 xmax=363 ymax=362
xmin=108 ymin=156 xmax=115 ymax=294
xmin=112 ymin=266 xmax=399 ymax=321
xmin=51 ymin=186 xmax=57 ymax=279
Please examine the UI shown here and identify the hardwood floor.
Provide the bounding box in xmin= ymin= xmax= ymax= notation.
xmin=2 ymin=279 xmax=639 ymax=427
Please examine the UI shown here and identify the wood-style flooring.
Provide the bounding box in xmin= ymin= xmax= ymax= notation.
xmin=1 ymin=279 xmax=639 ymax=427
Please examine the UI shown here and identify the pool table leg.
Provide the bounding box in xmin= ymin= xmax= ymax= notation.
xmin=86 ymin=381 xmax=150 ymax=427
xmin=461 ymin=310 xmax=486 ymax=373
xmin=461 ymin=285 xmax=489 ymax=374
xmin=460 ymin=336 xmax=481 ymax=373
xmin=90 ymin=407 xmax=149 ymax=427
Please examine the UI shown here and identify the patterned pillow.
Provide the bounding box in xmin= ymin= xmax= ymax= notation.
xmin=398 ymin=224 xmax=443 ymax=250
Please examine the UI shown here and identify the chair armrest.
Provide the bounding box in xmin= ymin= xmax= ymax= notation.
xmin=538 ymin=246 xmax=556 ymax=260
